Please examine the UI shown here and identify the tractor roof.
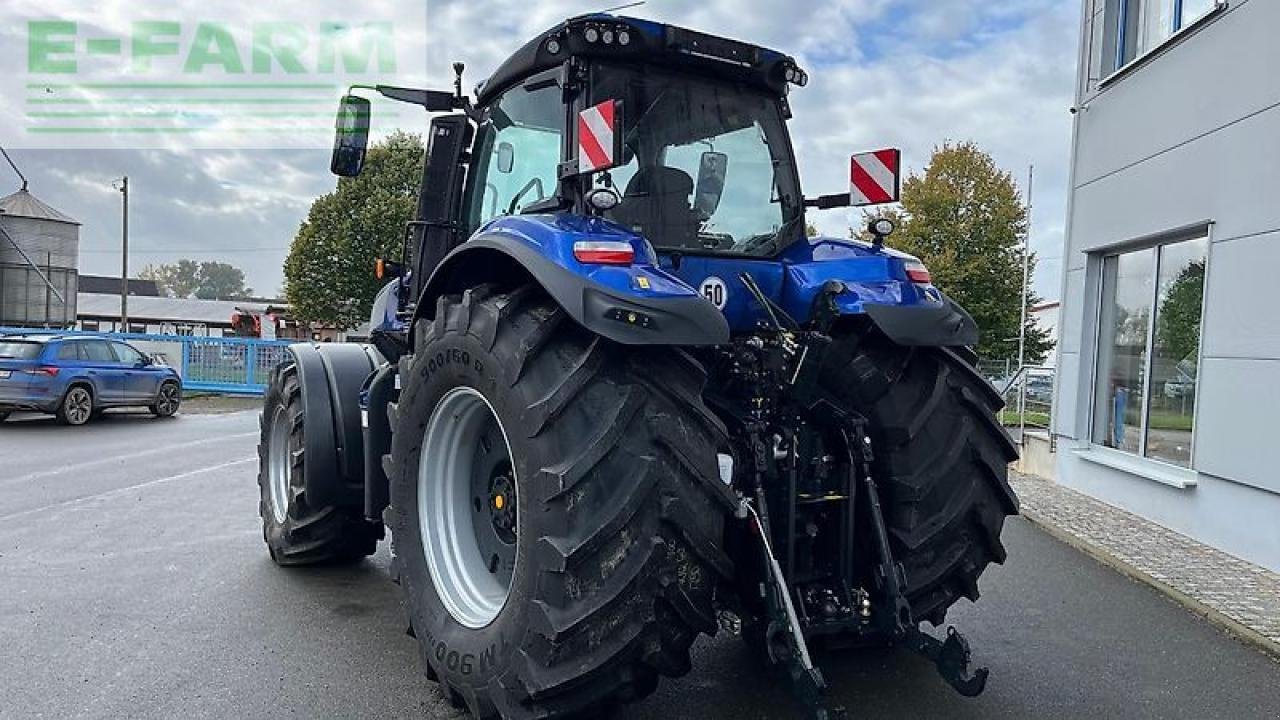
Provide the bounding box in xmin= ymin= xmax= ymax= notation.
xmin=475 ymin=15 xmax=805 ymax=107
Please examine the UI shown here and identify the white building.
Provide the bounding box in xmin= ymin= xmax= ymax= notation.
xmin=1054 ymin=0 xmax=1279 ymax=571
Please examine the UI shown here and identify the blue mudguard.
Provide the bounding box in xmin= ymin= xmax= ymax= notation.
xmin=418 ymin=213 xmax=974 ymax=348
xmin=664 ymin=235 xmax=978 ymax=347
xmin=418 ymin=213 xmax=729 ymax=346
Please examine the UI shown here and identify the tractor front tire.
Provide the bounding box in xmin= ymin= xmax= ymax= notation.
xmin=386 ymin=285 xmax=735 ymax=719
xmin=257 ymin=361 xmax=383 ymax=565
xmin=820 ymin=323 xmax=1020 ymax=626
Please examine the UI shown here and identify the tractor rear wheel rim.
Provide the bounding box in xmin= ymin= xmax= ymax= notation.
xmin=267 ymin=405 xmax=292 ymax=524
xmin=420 ymin=386 xmax=518 ymax=629
xmin=66 ymin=388 xmax=91 ymax=424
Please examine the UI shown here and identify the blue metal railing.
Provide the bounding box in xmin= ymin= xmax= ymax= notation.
xmin=0 ymin=326 xmax=294 ymax=395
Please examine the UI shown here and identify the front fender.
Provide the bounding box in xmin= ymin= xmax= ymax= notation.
xmin=418 ymin=214 xmax=729 ymax=346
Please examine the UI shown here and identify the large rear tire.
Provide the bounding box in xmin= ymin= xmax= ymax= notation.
xmin=257 ymin=362 xmax=383 ymax=565
xmin=819 ymin=324 xmax=1020 ymax=625
xmin=386 ymin=285 xmax=735 ymax=719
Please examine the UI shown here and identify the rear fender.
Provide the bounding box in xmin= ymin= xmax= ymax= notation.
xmin=415 ymin=215 xmax=728 ymax=346
xmin=779 ymin=237 xmax=979 ymax=347
xmin=285 ymin=342 xmax=381 ymax=508
xmin=861 ymin=294 xmax=979 ymax=347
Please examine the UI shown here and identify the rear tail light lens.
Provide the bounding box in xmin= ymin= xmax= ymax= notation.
xmin=573 ymin=241 xmax=635 ymax=265
xmin=904 ymin=261 xmax=931 ymax=284
xmin=32 ymin=366 xmax=59 ymax=377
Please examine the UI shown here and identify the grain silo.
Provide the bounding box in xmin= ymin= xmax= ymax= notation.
xmin=0 ymin=187 xmax=80 ymax=328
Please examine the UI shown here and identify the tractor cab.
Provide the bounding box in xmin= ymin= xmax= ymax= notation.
xmin=463 ymin=16 xmax=808 ymax=259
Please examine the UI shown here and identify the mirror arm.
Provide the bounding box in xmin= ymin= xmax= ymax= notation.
xmin=371 ymin=84 xmax=468 ymax=112
xmin=804 ymin=193 xmax=852 ymax=210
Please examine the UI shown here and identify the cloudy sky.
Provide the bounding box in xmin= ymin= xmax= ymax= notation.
xmin=2 ymin=0 xmax=1079 ymax=300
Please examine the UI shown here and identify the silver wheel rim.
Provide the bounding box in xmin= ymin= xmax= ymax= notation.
xmin=65 ymin=388 xmax=91 ymax=424
xmin=267 ymin=406 xmax=292 ymax=524
xmin=157 ymin=384 xmax=179 ymax=415
xmin=419 ymin=386 xmax=518 ymax=629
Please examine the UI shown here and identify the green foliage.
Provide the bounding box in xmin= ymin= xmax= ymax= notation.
xmin=139 ymin=259 xmax=251 ymax=300
xmin=1156 ymin=259 xmax=1205 ymax=362
xmin=877 ymin=141 xmax=1053 ymax=365
xmin=284 ymin=131 xmax=424 ymax=328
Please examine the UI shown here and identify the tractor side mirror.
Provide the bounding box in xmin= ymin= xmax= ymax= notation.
xmin=694 ymin=151 xmax=728 ymax=218
xmin=496 ymin=142 xmax=515 ymax=173
xmin=331 ymin=95 xmax=371 ymax=177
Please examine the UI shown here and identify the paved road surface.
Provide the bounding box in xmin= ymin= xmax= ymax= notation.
xmin=2 ymin=409 xmax=1278 ymax=719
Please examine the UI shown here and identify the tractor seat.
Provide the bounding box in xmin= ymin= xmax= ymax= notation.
xmin=611 ymin=166 xmax=700 ymax=249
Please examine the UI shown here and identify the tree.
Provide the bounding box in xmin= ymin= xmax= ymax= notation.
xmin=1156 ymin=259 xmax=1205 ymax=362
xmin=140 ymin=259 xmax=251 ymax=299
xmin=874 ymin=142 xmax=1053 ymax=365
xmin=193 ymin=261 xmax=250 ymax=300
xmin=285 ymin=131 xmax=424 ymax=328
xmin=140 ymin=260 xmax=200 ymax=298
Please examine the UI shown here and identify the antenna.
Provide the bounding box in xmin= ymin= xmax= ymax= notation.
xmin=599 ymin=1 xmax=645 ymax=14
xmin=452 ymin=62 xmax=465 ymax=99
xmin=0 ymin=145 xmax=28 ymax=191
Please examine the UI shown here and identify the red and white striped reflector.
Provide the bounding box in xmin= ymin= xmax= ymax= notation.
xmin=578 ymin=100 xmax=618 ymax=174
xmin=904 ymin=260 xmax=931 ymax=284
xmin=850 ymin=149 xmax=901 ymax=206
xmin=573 ymin=240 xmax=634 ymax=265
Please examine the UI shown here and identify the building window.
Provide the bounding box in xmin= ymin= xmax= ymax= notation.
xmin=1092 ymin=235 xmax=1207 ymax=467
xmin=1104 ymin=0 xmax=1224 ymax=76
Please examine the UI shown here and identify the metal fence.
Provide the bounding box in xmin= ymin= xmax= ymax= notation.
xmin=0 ymin=326 xmax=293 ymax=395
xmin=998 ymin=365 xmax=1055 ymax=447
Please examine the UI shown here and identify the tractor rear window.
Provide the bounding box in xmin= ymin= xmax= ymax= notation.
xmin=590 ymin=62 xmax=803 ymax=257
xmin=0 ymin=341 xmax=42 ymax=359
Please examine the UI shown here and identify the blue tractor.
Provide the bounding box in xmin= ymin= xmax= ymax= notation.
xmin=256 ymin=15 xmax=1018 ymax=719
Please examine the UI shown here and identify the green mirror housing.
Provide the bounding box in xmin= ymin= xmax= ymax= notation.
xmin=331 ymin=95 xmax=372 ymax=177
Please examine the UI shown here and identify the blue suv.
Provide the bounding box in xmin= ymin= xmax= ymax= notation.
xmin=0 ymin=335 xmax=182 ymax=425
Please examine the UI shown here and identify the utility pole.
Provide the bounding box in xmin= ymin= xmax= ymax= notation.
xmin=1016 ymin=165 xmax=1033 ymax=374
xmin=114 ymin=176 xmax=129 ymax=331
xmin=1016 ymin=165 xmax=1033 ymax=421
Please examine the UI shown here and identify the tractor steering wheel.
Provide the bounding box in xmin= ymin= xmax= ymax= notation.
xmin=506 ymin=177 xmax=546 ymax=215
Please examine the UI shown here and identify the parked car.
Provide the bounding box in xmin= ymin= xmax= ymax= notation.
xmin=0 ymin=335 xmax=182 ymax=425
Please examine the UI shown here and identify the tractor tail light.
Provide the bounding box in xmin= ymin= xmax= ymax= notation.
xmin=905 ymin=261 xmax=931 ymax=284
xmin=573 ymin=241 xmax=634 ymax=265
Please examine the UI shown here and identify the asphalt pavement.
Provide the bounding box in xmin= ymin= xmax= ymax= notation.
xmin=1 ymin=409 xmax=1278 ymax=719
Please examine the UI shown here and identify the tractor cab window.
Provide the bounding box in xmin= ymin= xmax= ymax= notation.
xmin=465 ymin=73 xmax=566 ymax=230
xmin=590 ymin=62 xmax=803 ymax=256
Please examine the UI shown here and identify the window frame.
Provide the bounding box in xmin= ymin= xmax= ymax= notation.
xmin=57 ymin=341 xmax=85 ymax=361
xmin=462 ymin=68 xmax=568 ymax=235
xmin=80 ymin=339 xmax=118 ymax=363
xmin=111 ymin=342 xmax=145 ymax=366
xmin=1101 ymin=0 xmax=1228 ymax=85
xmin=1088 ymin=225 xmax=1213 ymax=471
